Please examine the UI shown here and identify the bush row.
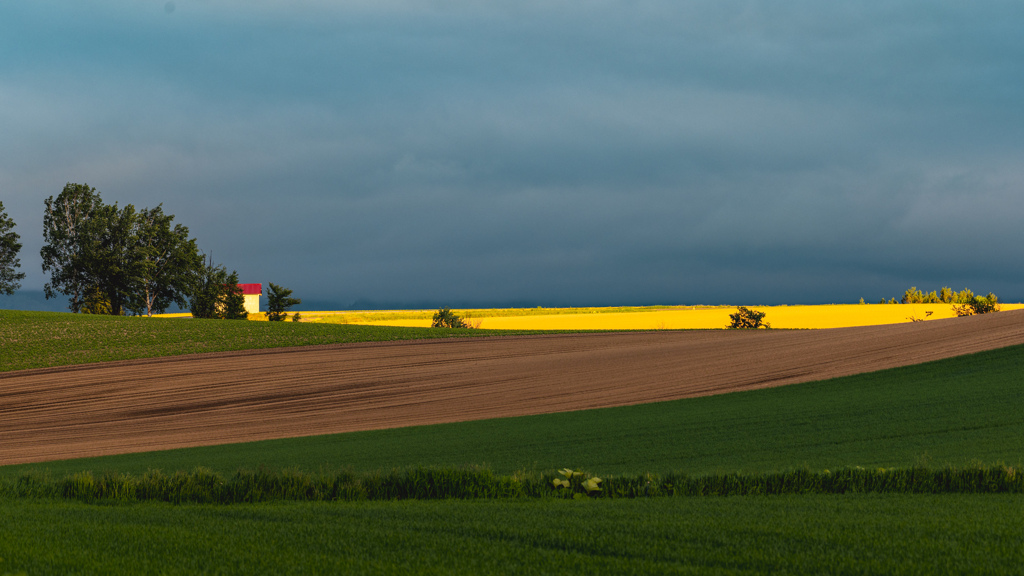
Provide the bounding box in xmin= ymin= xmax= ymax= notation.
xmin=3 ymin=465 xmax=1021 ymax=504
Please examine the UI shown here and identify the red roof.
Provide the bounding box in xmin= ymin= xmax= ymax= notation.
xmin=238 ymin=283 xmax=262 ymax=295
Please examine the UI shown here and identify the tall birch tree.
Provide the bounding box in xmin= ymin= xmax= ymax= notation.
xmin=41 ymin=183 xmax=102 ymax=311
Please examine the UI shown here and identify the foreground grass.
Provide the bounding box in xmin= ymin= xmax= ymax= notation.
xmin=4 ymin=465 xmax=1022 ymax=505
xmin=0 ymin=310 xmax=556 ymax=372
xmin=2 ymin=495 xmax=1021 ymax=575
xmin=9 ymin=342 xmax=1023 ymax=479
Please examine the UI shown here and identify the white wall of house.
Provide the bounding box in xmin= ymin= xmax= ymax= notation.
xmin=244 ymin=294 xmax=260 ymax=315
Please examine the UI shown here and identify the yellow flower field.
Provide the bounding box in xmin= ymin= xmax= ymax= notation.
xmin=301 ymin=303 xmax=1024 ymax=330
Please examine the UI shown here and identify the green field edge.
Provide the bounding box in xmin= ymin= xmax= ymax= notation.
xmin=4 ymin=464 xmax=1022 ymax=505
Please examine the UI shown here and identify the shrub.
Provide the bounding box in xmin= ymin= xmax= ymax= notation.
xmin=727 ymin=307 xmax=769 ymax=329
xmin=953 ymin=294 xmax=999 ymax=317
xmin=432 ymin=307 xmax=469 ymax=329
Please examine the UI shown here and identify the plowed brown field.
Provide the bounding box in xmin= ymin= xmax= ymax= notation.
xmin=3 ymin=311 xmax=1023 ymax=466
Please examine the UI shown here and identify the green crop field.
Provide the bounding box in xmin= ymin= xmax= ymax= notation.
xmin=2 ymin=495 xmax=1022 ymax=575
xmin=0 ymin=309 xmax=558 ymax=372
xmin=3 ymin=310 xmax=1024 ymax=574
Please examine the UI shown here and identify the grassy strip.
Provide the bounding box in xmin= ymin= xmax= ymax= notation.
xmin=1 ymin=495 xmax=1020 ymax=576
xmin=4 ymin=465 xmax=1022 ymax=504
xmin=11 ymin=342 xmax=1024 ymax=479
xmin=0 ymin=309 xmax=560 ymax=372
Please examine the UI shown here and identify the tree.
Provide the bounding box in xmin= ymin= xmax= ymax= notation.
xmin=888 ymin=286 xmax=992 ymax=306
xmin=727 ymin=306 xmax=770 ymax=329
xmin=953 ymin=288 xmax=975 ymax=304
xmin=41 ymin=183 xmax=103 ymax=311
xmin=190 ymin=255 xmax=227 ymax=319
xmin=0 ymin=201 xmax=26 ymax=295
xmin=80 ymin=286 xmax=112 ymax=315
xmin=77 ymin=202 xmax=142 ymax=316
xmin=129 ymin=205 xmax=202 ymax=316
xmin=43 ymin=184 xmax=205 ymax=316
xmin=41 ymin=186 xmax=143 ymax=315
xmin=939 ymin=287 xmax=954 ymax=303
xmin=266 ymin=283 xmax=301 ymax=321
xmin=901 ymin=287 xmax=940 ymax=304
xmin=221 ymin=272 xmax=248 ymax=320
xmin=431 ymin=307 xmax=468 ymax=328
xmin=189 ymin=255 xmax=246 ymax=320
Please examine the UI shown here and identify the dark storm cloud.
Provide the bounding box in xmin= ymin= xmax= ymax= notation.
xmin=2 ymin=0 xmax=1022 ymax=309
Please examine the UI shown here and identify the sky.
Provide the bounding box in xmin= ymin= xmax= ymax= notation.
xmin=2 ymin=0 xmax=1023 ymax=310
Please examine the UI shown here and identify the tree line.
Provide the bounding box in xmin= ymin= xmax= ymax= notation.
xmin=1 ymin=183 xmax=300 ymax=320
xmin=890 ymin=286 xmax=999 ymax=316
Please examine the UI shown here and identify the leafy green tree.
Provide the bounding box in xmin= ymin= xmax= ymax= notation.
xmin=953 ymin=288 xmax=975 ymax=304
xmin=189 ymin=255 xmax=245 ymax=320
xmin=939 ymin=287 xmax=954 ymax=303
xmin=221 ymin=272 xmax=248 ymax=320
xmin=901 ymin=287 xmax=920 ymax=304
xmin=43 ymin=184 xmax=205 ymax=316
xmin=888 ymin=286 xmax=998 ymax=312
xmin=727 ymin=306 xmax=770 ymax=329
xmin=0 ymin=201 xmax=26 ymax=295
xmin=41 ymin=183 xmax=103 ymax=311
xmin=953 ymin=293 xmax=999 ymax=317
xmin=266 ymin=283 xmax=301 ymax=321
xmin=80 ymin=286 xmax=113 ymax=315
xmin=78 ymin=202 xmax=143 ymax=316
xmin=190 ymin=255 xmax=227 ymax=319
xmin=901 ymin=287 xmax=940 ymax=304
xmin=130 ymin=205 xmax=203 ymax=316
xmin=431 ymin=307 xmax=468 ymax=328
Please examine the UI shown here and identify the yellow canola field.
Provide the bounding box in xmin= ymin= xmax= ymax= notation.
xmin=337 ymin=303 xmax=1024 ymax=330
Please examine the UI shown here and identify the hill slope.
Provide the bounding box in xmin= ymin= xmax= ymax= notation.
xmin=2 ymin=310 xmax=1023 ymax=466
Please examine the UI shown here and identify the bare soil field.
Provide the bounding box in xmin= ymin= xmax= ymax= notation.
xmin=2 ymin=311 xmax=1023 ymax=466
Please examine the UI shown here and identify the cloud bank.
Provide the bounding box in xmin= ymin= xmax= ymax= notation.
xmin=2 ymin=0 xmax=1022 ymax=308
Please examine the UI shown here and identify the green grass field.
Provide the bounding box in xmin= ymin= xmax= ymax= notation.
xmin=3 ymin=495 xmax=1022 ymax=575
xmin=0 ymin=309 xmax=559 ymax=372
xmin=3 ymin=310 xmax=1023 ymax=574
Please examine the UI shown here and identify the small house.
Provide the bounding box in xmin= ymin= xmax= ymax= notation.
xmin=238 ymin=284 xmax=262 ymax=315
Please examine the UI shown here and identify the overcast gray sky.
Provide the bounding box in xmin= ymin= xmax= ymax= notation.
xmin=2 ymin=0 xmax=1022 ymax=310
